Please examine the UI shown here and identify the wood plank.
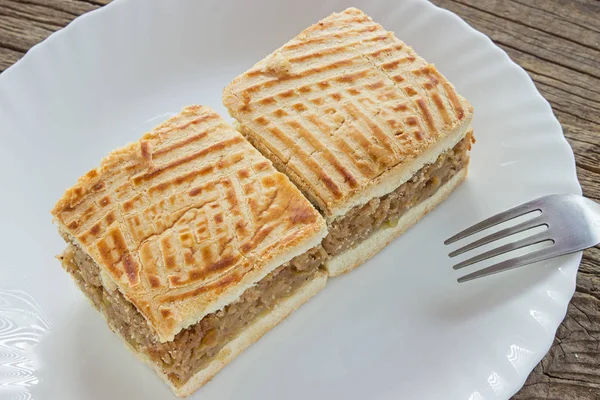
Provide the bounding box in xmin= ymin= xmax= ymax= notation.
xmin=435 ymin=0 xmax=600 ymax=79
xmin=1 ymin=0 xmax=75 ymax=27
xmin=0 ymin=14 xmax=55 ymax=53
xmin=1 ymin=0 xmax=99 ymax=17
xmin=455 ymin=0 xmax=600 ymax=51
xmin=513 ymin=0 xmax=600 ymax=36
xmin=0 ymin=45 xmax=22 ymax=71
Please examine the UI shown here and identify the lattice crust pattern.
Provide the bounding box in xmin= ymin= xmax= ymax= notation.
xmin=52 ymin=105 xmax=325 ymax=341
xmin=224 ymin=7 xmax=472 ymax=217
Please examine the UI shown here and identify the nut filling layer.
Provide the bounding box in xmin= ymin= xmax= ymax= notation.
xmin=322 ymin=133 xmax=473 ymax=256
xmin=59 ymin=244 xmax=326 ymax=386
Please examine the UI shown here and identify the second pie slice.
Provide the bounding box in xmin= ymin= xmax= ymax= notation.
xmin=223 ymin=7 xmax=474 ymax=276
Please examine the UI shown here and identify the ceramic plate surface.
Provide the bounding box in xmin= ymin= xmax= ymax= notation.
xmin=0 ymin=0 xmax=581 ymax=399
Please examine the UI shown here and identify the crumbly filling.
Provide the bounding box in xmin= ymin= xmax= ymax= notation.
xmin=322 ymin=133 xmax=473 ymax=255
xmin=60 ymin=244 xmax=326 ymax=386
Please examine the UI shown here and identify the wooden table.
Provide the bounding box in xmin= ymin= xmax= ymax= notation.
xmin=0 ymin=0 xmax=598 ymax=398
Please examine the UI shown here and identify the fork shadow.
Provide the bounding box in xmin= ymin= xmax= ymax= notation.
xmin=424 ymin=176 xmax=572 ymax=323
xmin=427 ymin=258 xmax=565 ymax=323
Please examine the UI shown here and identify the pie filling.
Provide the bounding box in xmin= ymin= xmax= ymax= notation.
xmin=60 ymin=243 xmax=326 ymax=386
xmin=322 ymin=132 xmax=473 ymax=256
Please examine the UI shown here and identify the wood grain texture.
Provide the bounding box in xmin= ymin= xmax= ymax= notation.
xmin=0 ymin=0 xmax=598 ymax=398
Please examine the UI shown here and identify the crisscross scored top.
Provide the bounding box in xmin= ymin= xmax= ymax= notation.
xmin=52 ymin=105 xmax=326 ymax=342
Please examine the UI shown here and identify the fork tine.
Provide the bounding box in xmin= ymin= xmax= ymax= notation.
xmin=448 ymin=217 xmax=546 ymax=258
xmin=444 ymin=201 xmax=542 ymax=245
xmin=457 ymin=244 xmax=561 ymax=283
xmin=452 ymin=232 xmax=550 ymax=270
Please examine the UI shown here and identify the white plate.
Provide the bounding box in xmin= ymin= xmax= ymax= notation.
xmin=0 ymin=0 xmax=582 ymax=399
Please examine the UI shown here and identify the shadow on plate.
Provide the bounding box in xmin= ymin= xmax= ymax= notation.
xmin=423 ymin=178 xmax=567 ymax=323
xmin=31 ymin=305 xmax=173 ymax=400
xmin=428 ymin=259 xmax=562 ymax=322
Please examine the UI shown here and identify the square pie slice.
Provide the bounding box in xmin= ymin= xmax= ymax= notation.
xmin=223 ymin=7 xmax=474 ymax=276
xmin=52 ymin=105 xmax=328 ymax=396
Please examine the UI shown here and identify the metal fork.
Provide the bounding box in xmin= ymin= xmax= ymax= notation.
xmin=445 ymin=194 xmax=600 ymax=283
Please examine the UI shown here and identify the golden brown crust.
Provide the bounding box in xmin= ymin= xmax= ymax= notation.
xmin=223 ymin=7 xmax=473 ymax=218
xmin=52 ymin=105 xmax=326 ymax=342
